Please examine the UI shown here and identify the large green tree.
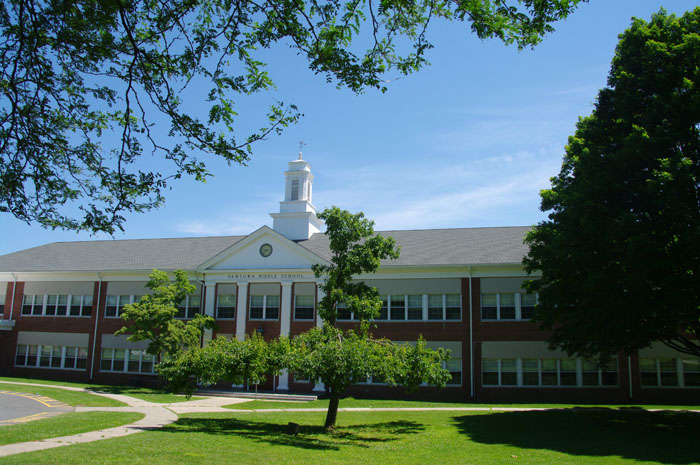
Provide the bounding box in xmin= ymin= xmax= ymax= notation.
xmin=524 ymin=8 xmax=700 ymax=360
xmin=116 ymin=269 xmax=215 ymax=362
xmin=293 ymin=207 xmax=450 ymax=430
xmin=0 ymin=0 xmax=584 ymax=233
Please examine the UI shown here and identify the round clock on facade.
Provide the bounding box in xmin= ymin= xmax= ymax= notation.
xmin=259 ymin=243 xmax=273 ymax=257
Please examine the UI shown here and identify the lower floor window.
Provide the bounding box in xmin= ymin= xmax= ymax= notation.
xmin=15 ymin=344 xmax=87 ymax=370
xmin=100 ymin=348 xmax=155 ymax=374
xmin=640 ymin=357 xmax=700 ymax=387
xmin=482 ymin=357 xmax=618 ymax=387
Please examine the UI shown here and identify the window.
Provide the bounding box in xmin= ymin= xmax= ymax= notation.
xmin=0 ymin=293 xmax=5 ymax=315
xmin=641 ymin=358 xmax=683 ymax=387
xmin=560 ymin=358 xmax=577 ymax=386
xmin=659 ymin=358 xmax=679 ymax=386
xmin=294 ymin=294 xmax=315 ymax=320
xmin=101 ymin=348 xmax=155 ymax=374
xmin=15 ymin=344 xmax=87 ymax=370
xmin=481 ymin=292 xmax=536 ymax=321
xmin=520 ymin=293 xmax=537 ymax=319
xmin=105 ymin=295 xmax=131 ymax=318
xmin=482 ymin=359 xmax=499 ymax=385
xmin=21 ymin=295 xmax=44 ymax=315
xmin=336 ymin=302 xmax=353 ymax=320
xmin=482 ymin=357 xmax=617 ymax=387
xmin=499 ymin=294 xmax=515 ymax=320
xmin=177 ymin=295 xmax=201 ymax=319
xmin=21 ymin=294 xmax=92 ymax=317
xmin=249 ymin=295 xmax=279 ymax=320
xmin=390 ymin=295 xmax=406 ymax=320
xmin=69 ymin=295 xmax=93 ymax=316
xmin=683 ymin=359 xmax=700 ymax=387
xmin=446 ymin=358 xmax=462 ymax=385
xmin=640 ymin=358 xmax=659 ymax=387
xmin=378 ymin=296 xmax=388 ymax=320
xmin=217 ymin=294 xmax=236 ymax=319
xmin=428 ymin=295 xmax=443 ymax=320
xmin=501 ymin=359 xmax=517 ymax=385
xmin=445 ymin=294 xmax=461 ymax=320
xmin=291 ymin=179 xmax=299 ymax=200
xmin=522 ymin=359 xmax=539 ymax=385
xmin=407 ymin=295 xmax=422 ymax=320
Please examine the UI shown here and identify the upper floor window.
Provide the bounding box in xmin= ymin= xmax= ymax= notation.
xmin=176 ymin=295 xmax=201 ymax=319
xmin=481 ymin=292 xmax=537 ymax=321
xmin=105 ymin=295 xmax=136 ymax=318
xmin=250 ymin=295 xmax=279 ymax=320
xmin=294 ymin=294 xmax=315 ymax=320
xmin=21 ymin=294 xmax=93 ymax=317
xmin=340 ymin=293 xmax=462 ymax=322
xmin=0 ymin=293 xmax=5 ymax=315
xmin=217 ymin=294 xmax=236 ymax=319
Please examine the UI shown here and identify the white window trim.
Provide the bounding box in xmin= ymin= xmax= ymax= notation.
xmin=249 ymin=294 xmax=280 ymax=320
xmin=481 ymin=292 xmax=538 ymax=322
xmin=293 ymin=294 xmax=315 ymax=321
xmin=15 ymin=344 xmax=88 ymax=371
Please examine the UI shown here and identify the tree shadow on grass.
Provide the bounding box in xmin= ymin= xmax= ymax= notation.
xmin=161 ymin=417 xmax=424 ymax=451
xmin=453 ymin=408 xmax=700 ymax=464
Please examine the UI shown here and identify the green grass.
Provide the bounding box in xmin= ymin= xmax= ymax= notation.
xmin=0 ymin=411 xmax=144 ymax=446
xmin=0 ymin=377 xmax=200 ymax=404
xmin=0 ymin=383 xmax=125 ymax=407
xmin=223 ymin=396 xmax=700 ymax=411
xmin=3 ymin=408 xmax=699 ymax=464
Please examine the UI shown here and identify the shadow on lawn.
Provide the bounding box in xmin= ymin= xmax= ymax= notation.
xmin=453 ymin=408 xmax=700 ymax=464
xmin=162 ymin=418 xmax=424 ymax=451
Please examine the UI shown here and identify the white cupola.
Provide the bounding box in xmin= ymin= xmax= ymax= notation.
xmin=270 ymin=153 xmax=323 ymax=240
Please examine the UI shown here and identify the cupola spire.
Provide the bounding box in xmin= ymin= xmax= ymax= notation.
xmin=270 ymin=152 xmax=322 ymax=240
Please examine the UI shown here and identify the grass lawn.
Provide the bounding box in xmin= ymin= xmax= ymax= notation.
xmin=224 ymin=396 xmax=700 ymax=411
xmin=3 ymin=408 xmax=699 ymax=464
xmin=0 ymin=377 xmax=201 ymax=404
xmin=0 ymin=383 xmax=125 ymax=407
xmin=0 ymin=412 xmax=144 ymax=446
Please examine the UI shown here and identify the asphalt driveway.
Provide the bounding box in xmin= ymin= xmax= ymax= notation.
xmin=0 ymin=390 xmax=73 ymax=426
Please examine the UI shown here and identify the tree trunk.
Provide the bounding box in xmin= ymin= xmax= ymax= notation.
xmin=324 ymin=391 xmax=340 ymax=430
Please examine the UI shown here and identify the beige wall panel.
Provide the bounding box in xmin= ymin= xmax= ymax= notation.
xmin=480 ymin=278 xmax=533 ymax=293
xmin=294 ymin=283 xmax=316 ymax=295
xmin=363 ymin=279 xmax=460 ymax=295
xmin=481 ymin=341 xmax=568 ymax=358
xmin=23 ymin=281 xmax=94 ymax=295
xmin=217 ymin=284 xmax=237 ymax=294
xmin=18 ymin=331 xmax=90 ymax=347
xmin=106 ymin=282 xmax=150 ymax=295
xmin=391 ymin=341 xmax=462 ymax=359
xmin=639 ymin=342 xmax=692 ymax=358
xmin=101 ymin=334 xmax=150 ymax=350
xmin=249 ymin=283 xmax=281 ymax=296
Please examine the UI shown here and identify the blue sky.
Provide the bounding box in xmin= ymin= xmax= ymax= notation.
xmin=1 ymin=1 xmax=697 ymax=255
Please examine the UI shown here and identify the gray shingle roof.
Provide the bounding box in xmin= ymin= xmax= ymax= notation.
xmin=298 ymin=226 xmax=531 ymax=266
xmin=0 ymin=236 xmax=245 ymax=272
xmin=0 ymin=226 xmax=531 ymax=273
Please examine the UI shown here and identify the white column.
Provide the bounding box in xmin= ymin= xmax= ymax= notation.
xmin=315 ymin=282 xmax=325 ymax=329
xmin=277 ymin=281 xmax=293 ymax=391
xmin=203 ymin=284 xmax=217 ymax=344
xmin=313 ymin=281 xmax=326 ymax=392
xmin=280 ymin=281 xmax=292 ymax=337
xmin=235 ymin=282 xmax=248 ymax=341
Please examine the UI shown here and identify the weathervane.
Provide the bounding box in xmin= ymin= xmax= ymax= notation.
xmin=298 ymin=140 xmax=306 ymax=160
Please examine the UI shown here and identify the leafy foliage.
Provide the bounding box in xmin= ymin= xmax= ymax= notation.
xmin=524 ymin=8 xmax=700 ymax=360
xmin=116 ymin=269 xmax=215 ymax=361
xmin=0 ymin=0 xmax=584 ymax=233
xmin=313 ymin=206 xmax=400 ymax=325
xmin=303 ymin=207 xmax=449 ymax=429
xmin=158 ymin=332 xmax=290 ymax=396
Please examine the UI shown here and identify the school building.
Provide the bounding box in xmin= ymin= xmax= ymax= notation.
xmin=0 ymin=157 xmax=697 ymax=403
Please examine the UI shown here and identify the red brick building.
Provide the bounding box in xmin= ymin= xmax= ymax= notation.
xmin=0 ymin=158 xmax=697 ymax=403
